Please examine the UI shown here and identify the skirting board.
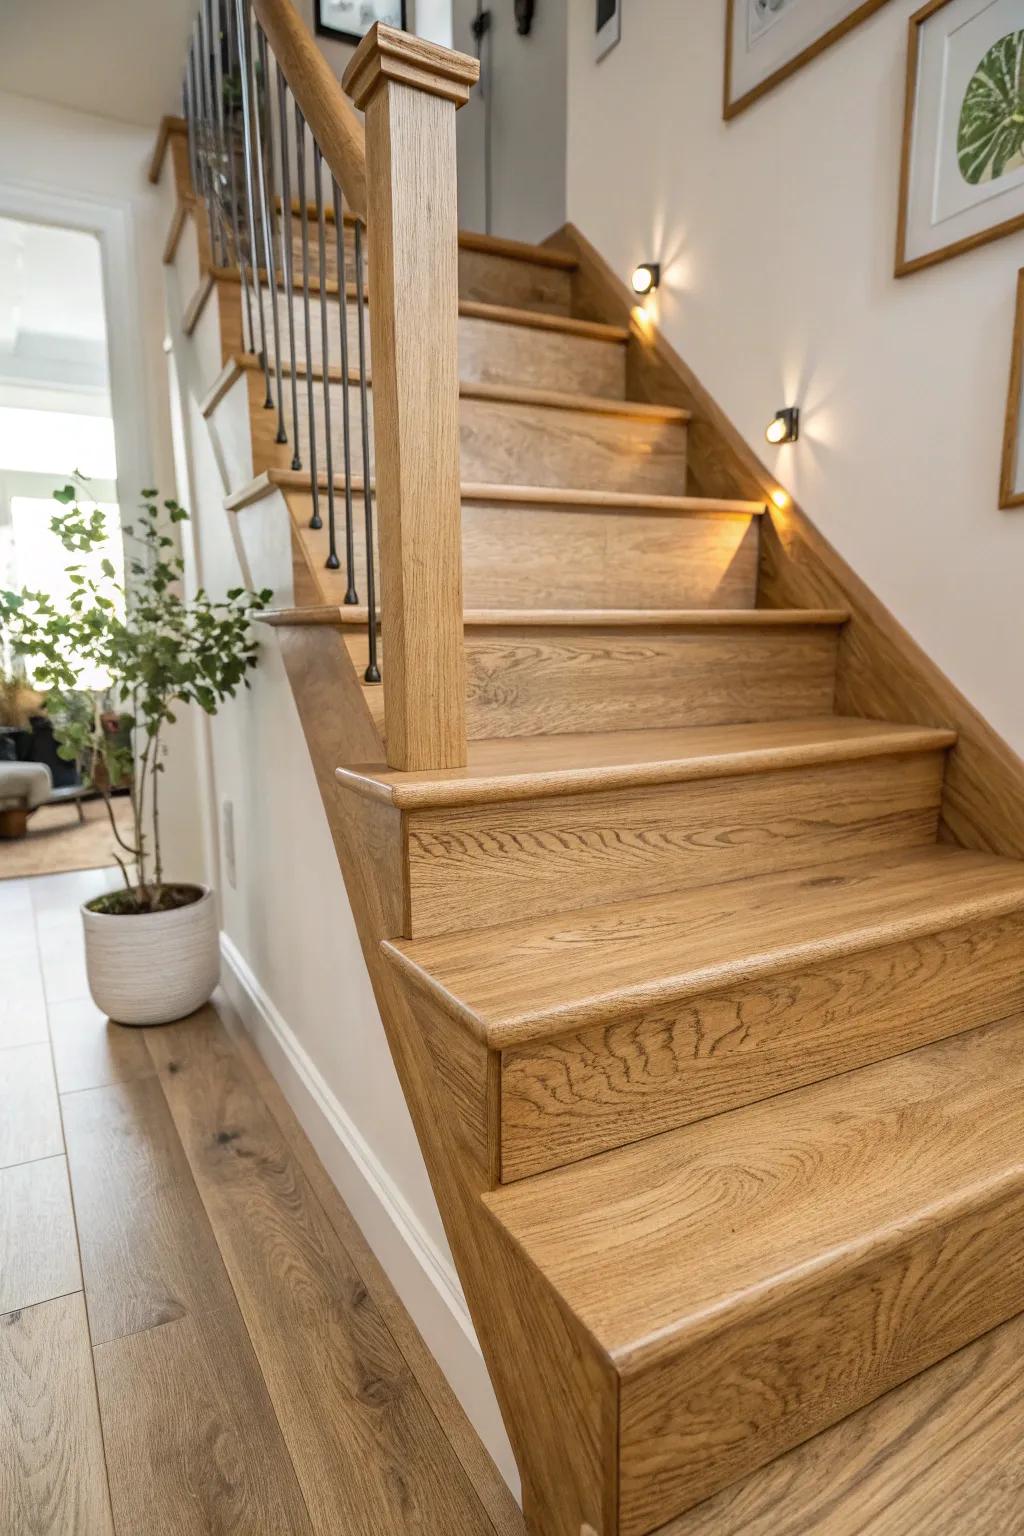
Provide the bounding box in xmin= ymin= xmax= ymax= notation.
xmin=219 ymin=930 xmax=521 ymax=1498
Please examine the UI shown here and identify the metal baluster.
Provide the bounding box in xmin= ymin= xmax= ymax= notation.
xmin=188 ymin=30 xmax=210 ymax=219
xmin=209 ymin=0 xmax=229 ymax=268
xmin=234 ymin=0 xmax=272 ymax=405
xmin=183 ymin=72 xmax=199 ymax=207
xmin=314 ymin=146 xmax=339 ymax=570
xmin=276 ymin=67 xmax=302 ymax=469
xmin=223 ymin=0 xmax=255 ymax=351
xmin=294 ymin=106 xmax=321 ymax=530
xmin=332 ymin=179 xmax=358 ymax=604
xmin=199 ymin=0 xmax=225 ymax=266
xmin=255 ymin=25 xmax=287 ymax=445
xmin=353 ymin=218 xmax=380 ymax=683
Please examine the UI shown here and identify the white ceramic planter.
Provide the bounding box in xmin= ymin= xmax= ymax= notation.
xmin=82 ymin=885 xmax=220 ymax=1026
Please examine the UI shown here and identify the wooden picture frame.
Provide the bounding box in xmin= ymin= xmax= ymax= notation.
xmin=314 ymin=0 xmax=407 ymax=47
xmin=1000 ymin=269 xmax=1024 ymax=510
xmin=723 ymin=0 xmax=891 ymax=120
xmin=896 ymin=0 xmax=1024 ymax=277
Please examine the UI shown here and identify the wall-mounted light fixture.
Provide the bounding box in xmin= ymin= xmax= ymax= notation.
xmin=765 ymin=407 xmax=800 ymax=445
xmin=630 ymin=262 xmax=661 ymax=296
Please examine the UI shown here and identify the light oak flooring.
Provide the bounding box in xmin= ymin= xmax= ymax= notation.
xmin=0 ymin=866 xmax=522 ymax=1536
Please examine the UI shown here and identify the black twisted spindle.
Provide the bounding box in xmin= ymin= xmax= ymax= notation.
xmin=294 ymin=105 xmax=321 ymax=530
xmin=353 ymin=218 xmax=380 ymax=684
xmin=276 ymin=67 xmax=302 ymax=468
xmin=332 ymin=178 xmax=358 ymax=604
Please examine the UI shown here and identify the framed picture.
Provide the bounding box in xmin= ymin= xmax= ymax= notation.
xmin=315 ymin=0 xmax=406 ymax=47
xmin=723 ymin=0 xmax=891 ymax=118
xmin=596 ymin=0 xmax=621 ymax=61
xmin=1000 ymin=268 xmax=1024 ymax=507
xmin=897 ymin=0 xmax=1024 ymax=276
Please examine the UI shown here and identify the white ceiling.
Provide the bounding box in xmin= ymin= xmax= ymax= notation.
xmin=0 ymin=0 xmax=196 ymax=128
xmin=0 ymin=217 xmax=109 ymax=398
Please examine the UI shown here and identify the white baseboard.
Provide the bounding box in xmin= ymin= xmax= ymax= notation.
xmin=219 ymin=931 xmax=520 ymax=1498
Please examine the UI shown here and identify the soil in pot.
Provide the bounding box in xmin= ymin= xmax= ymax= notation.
xmin=86 ymin=883 xmax=204 ymax=916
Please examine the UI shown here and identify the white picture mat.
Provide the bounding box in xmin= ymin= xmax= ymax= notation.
xmin=728 ymin=0 xmax=873 ymax=100
xmin=319 ymin=0 xmax=403 ymax=35
xmin=903 ymin=0 xmax=1024 ymax=263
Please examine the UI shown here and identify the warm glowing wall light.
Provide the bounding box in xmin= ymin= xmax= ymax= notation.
xmin=766 ymin=407 xmax=799 ymax=445
xmin=771 ymin=488 xmax=790 ymax=509
xmin=630 ymin=262 xmax=660 ymax=295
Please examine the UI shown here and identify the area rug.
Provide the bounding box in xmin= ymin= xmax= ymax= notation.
xmin=0 ymin=795 xmax=134 ymax=881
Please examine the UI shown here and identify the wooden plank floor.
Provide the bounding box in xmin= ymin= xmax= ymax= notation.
xmin=0 ymin=866 xmax=523 ymax=1536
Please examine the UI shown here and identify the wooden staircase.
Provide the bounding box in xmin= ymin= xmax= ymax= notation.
xmin=158 ymin=14 xmax=1024 ymax=1532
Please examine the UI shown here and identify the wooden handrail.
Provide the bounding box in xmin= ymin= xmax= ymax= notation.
xmin=252 ymin=0 xmax=367 ymax=219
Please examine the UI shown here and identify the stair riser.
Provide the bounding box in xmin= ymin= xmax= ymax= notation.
xmin=404 ymin=751 xmax=947 ymax=938
xmin=497 ymin=907 xmax=1024 ymax=1179
xmin=295 ymin=494 xmax=760 ymax=611
xmin=619 ymin=1163 xmax=1024 ymax=1535
xmin=286 ymin=221 xmax=573 ymax=312
xmin=248 ymin=370 xmax=686 ymax=495
xmin=266 ymin=291 xmax=627 ymax=396
xmin=461 ymin=623 xmax=840 ymax=738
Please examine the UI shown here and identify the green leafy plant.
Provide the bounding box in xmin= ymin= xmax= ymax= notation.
xmin=0 ymin=477 xmax=271 ymax=913
xmin=958 ymin=30 xmax=1024 ymax=186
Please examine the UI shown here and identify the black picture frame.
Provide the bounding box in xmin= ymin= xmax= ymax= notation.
xmin=314 ymin=0 xmax=408 ymax=47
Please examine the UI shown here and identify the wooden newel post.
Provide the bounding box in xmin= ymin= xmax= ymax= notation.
xmin=344 ymin=26 xmax=479 ymax=772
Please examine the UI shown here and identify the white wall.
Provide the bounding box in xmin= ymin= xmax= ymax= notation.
xmin=454 ymin=0 xmax=566 ymax=241
xmin=566 ymin=0 xmax=1024 ymax=758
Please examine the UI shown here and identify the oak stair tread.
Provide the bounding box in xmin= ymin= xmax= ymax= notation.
xmin=336 ymin=717 xmax=957 ymax=809
xmin=220 ymin=352 xmax=689 ymax=420
xmin=278 ymin=197 xmax=579 ymax=269
xmin=661 ymin=1300 xmax=1024 ymax=1534
xmin=382 ymin=844 xmax=1024 ymax=1047
xmin=262 ymin=605 xmax=849 ymax=629
xmin=227 ymin=469 xmax=765 ymax=517
xmin=482 ymin=1009 xmax=1024 ymax=1373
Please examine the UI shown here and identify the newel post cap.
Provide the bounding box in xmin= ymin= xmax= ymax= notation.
xmin=343 ymin=23 xmax=480 ymax=110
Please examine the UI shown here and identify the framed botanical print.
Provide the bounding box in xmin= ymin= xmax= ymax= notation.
xmin=723 ymin=0 xmax=891 ymax=119
xmin=1000 ymin=268 xmax=1024 ymax=507
xmin=897 ymin=0 xmax=1024 ymax=276
xmin=315 ymin=0 xmax=406 ymax=47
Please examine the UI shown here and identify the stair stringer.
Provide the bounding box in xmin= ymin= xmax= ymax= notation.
xmin=273 ymin=620 xmax=618 ymax=1536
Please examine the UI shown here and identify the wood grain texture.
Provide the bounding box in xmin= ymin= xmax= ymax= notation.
xmin=664 ymin=1306 xmax=1024 ymax=1535
xmin=500 ymin=907 xmax=1024 ymax=1179
xmin=385 ymin=844 xmax=1024 ymax=1048
xmin=0 ymin=1044 xmax=62 ymax=1170
xmin=458 ymin=248 xmax=572 ymax=313
xmin=461 ymin=618 xmax=840 ymax=739
xmin=486 ymin=1014 xmax=1024 ymax=1532
xmin=0 ymin=1293 xmax=113 ymax=1536
xmin=61 ymin=1076 xmax=236 ymax=1345
xmin=49 ymin=997 xmax=155 ymax=1095
xmin=94 ymin=1303 xmax=312 ymax=1536
xmin=338 ymin=717 xmax=956 ymax=810
xmin=353 ymin=57 xmax=467 ymax=769
xmin=404 ymin=750 xmax=946 ymax=937
xmin=254 ymin=0 xmax=366 ymax=217
xmin=0 ymin=1159 xmax=80 ymax=1316
xmin=557 ymin=219 xmax=1024 ymax=869
xmin=144 ymin=1009 xmax=499 ymax=1535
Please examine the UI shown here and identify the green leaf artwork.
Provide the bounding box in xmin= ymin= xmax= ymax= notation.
xmin=958 ymin=30 xmax=1024 ymax=186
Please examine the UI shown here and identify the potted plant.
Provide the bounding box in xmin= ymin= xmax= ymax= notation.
xmin=0 ymin=479 xmax=271 ymax=1026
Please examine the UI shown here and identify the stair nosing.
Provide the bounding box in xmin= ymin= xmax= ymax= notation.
xmin=260 ymin=605 xmax=848 ymax=627
xmin=336 ymin=721 xmax=957 ymax=810
xmin=220 ymin=351 xmax=689 ymax=421
xmin=382 ymin=849 xmax=1024 ymax=1048
xmin=227 ymin=469 xmax=765 ymax=517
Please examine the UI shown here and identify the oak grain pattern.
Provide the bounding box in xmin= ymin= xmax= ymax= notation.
xmin=144 ymin=1010 xmax=499 ymax=1536
xmin=93 ymin=1303 xmax=312 ymax=1536
xmin=0 ymin=1159 xmax=80 ymax=1317
xmin=462 ymin=620 xmax=840 ymax=739
xmin=458 ymin=246 xmax=572 ymax=313
xmin=500 ymin=907 xmax=1024 ymax=1178
xmin=404 ymin=750 xmax=946 ymax=937
xmin=384 ymin=844 xmax=1024 ymax=1047
xmin=487 ymin=1015 xmax=1024 ymax=1532
xmin=663 ymin=1306 xmax=1024 ymax=1535
xmin=0 ymin=1044 xmax=63 ymax=1170
xmin=48 ymin=997 xmax=154 ymax=1095
xmin=0 ymin=1293 xmax=114 ymax=1536
xmin=60 ymin=1076 xmax=236 ymax=1345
